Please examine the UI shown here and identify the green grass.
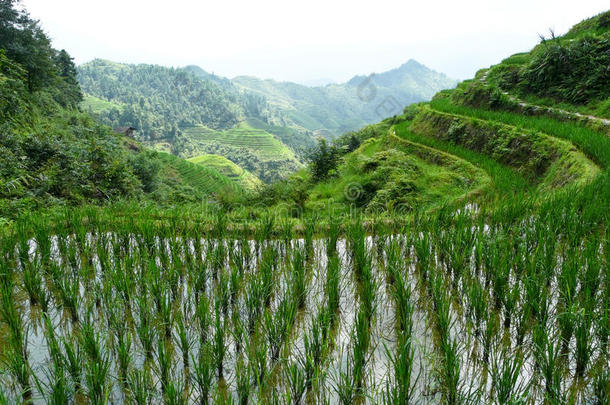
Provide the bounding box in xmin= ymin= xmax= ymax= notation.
xmin=156 ymin=152 xmax=243 ymax=196
xmin=81 ymin=94 xmax=123 ymax=113
xmin=303 ymin=132 xmax=488 ymax=216
xmin=187 ymin=154 xmax=262 ymax=192
xmin=394 ymin=121 xmax=529 ymax=197
xmin=429 ymin=98 xmax=610 ymax=169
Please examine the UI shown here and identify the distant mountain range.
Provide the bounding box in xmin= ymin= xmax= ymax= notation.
xmin=77 ymin=59 xmax=456 ymax=181
xmin=184 ymin=59 xmax=457 ymax=138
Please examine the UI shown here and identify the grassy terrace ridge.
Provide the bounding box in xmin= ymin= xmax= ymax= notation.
xmin=187 ymin=153 xmax=262 ymax=192
xmin=394 ymin=121 xmax=531 ymax=197
xmin=156 ymin=151 xmax=243 ymax=196
xmin=301 ymin=130 xmax=486 ymax=216
xmin=411 ymin=105 xmax=600 ymax=190
xmin=385 ymin=129 xmax=491 ymax=200
xmin=429 ymin=97 xmax=610 ymax=169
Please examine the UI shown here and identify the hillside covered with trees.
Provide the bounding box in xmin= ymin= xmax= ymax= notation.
xmin=0 ymin=0 xmax=245 ymax=219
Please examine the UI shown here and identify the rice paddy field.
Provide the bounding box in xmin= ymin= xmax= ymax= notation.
xmin=187 ymin=155 xmax=262 ymax=193
xmin=180 ymin=123 xmax=298 ymax=162
xmin=156 ymin=152 xmax=244 ymax=196
xmin=0 ymin=193 xmax=608 ymax=404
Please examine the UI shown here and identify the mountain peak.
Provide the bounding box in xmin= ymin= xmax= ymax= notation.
xmin=399 ymin=59 xmax=424 ymax=69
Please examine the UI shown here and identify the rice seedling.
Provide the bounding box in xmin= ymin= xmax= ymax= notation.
xmin=332 ymin=352 xmax=357 ymax=405
xmin=383 ymin=335 xmax=418 ymax=404
xmin=326 ymin=255 xmax=341 ymax=319
xmin=61 ymin=335 xmax=83 ymax=394
xmin=136 ymin=293 xmax=156 ymax=361
xmin=235 ymin=355 xmax=252 ymax=405
xmin=291 ymin=247 xmax=307 ymax=310
xmin=533 ymin=326 xmax=564 ymax=403
xmin=413 ymin=232 xmax=431 ymax=281
xmin=284 ymin=360 xmax=307 ymax=405
xmin=246 ymin=275 xmax=264 ymax=335
xmin=45 ymin=367 xmax=71 ymax=405
xmin=84 ymin=350 xmax=111 ymax=404
xmin=127 ymin=368 xmax=152 ymax=405
xmin=115 ymin=326 xmax=132 ymax=389
xmin=352 ymin=309 xmax=371 ymax=395
xmin=260 ymin=247 xmax=277 ymax=307
xmin=156 ymin=334 xmax=175 ymax=397
xmin=214 ymin=298 xmax=227 ymax=379
xmin=165 ymin=377 xmax=188 ymax=405
xmin=175 ymin=311 xmax=192 ymax=378
xmin=327 ymin=218 xmax=339 ymax=257
xmin=192 ymin=342 xmax=215 ymax=405
xmin=592 ymin=369 xmax=609 ymax=405
xmin=264 ymin=306 xmax=283 ymax=363
xmin=0 ymin=273 xmax=32 ymax=403
xmin=574 ymin=306 xmax=593 ymax=378
xmin=490 ymin=347 xmax=528 ymax=404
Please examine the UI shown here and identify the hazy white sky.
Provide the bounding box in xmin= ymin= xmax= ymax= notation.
xmin=21 ymin=0 xmax=609 ymax=83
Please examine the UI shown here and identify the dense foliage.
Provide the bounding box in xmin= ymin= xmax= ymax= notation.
xmin=78 ymin=60 xmax=270 ymax=137
xmin=0 ymin=0 xmax=80 ymax=104
xmin=78 ymin=58 xmax=458 ymax=183
xmin=486 ymin=11 xmax=610 ymax=116
xmin=0 ymin=5 xmax=609 ymax=404
xmin=521 ymin=35 xmax=609 ymax=104
xmin=0 ymin=1 xmax=241 ymax=218
xmin=307 ymin=138 xmax=340 ymax=182
xmin=0 ymin=3 xmax=146 ymax=217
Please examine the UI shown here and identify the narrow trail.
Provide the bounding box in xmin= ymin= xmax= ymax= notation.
xmin=479 ymin=70 xmax=610 ymax=131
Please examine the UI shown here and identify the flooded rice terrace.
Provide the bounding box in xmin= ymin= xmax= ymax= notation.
xmin=0 ymin=217 xmax=607 ymax=404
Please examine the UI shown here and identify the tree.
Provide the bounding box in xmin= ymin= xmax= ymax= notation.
xmin=307 ymin=138 xmax=339 ymax=182
xmin=347 ymin=134 xmax=361 ymax=152
xmin=53 ymin=49 xmax=83 ymax=106
xmin=0 ymin=0 xmax=56 ymax=91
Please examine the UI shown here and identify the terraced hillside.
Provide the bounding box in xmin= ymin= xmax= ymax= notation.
xmin=187 ymin=154 xmax=262 ymax=192
xmin=175 ymin=121 xmax=302 ymax=183
xmin=156 ymin=152 xmax=244 ymax=198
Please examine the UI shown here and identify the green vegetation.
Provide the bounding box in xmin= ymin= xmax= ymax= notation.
xmin=77 ymin=60 xmax=313 ymax=181
xmin=155 ymin=152 xmax=244 ymax=199
xmin=187 ymin=154 xmax=262 ymax=192
xmin=178 ymin=122 xmax=302 ymax=183
xmin=77 ymin=59 xmax=261 ymax=134
xmin=0 ymin=0 xmax=249 ymax=220
xmin=484 ymin=10 xmax=610 ymax=117
xmin=1 ymin=3 xmax=610 ymax=404
xmin=78 ymin=58 xmax=457 ymax=182
xmin=233 ymin=60 xmax=457 ymax=137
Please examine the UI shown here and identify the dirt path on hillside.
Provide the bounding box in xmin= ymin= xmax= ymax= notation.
xmin=479 ymin=70 xmax=610 ymax=130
